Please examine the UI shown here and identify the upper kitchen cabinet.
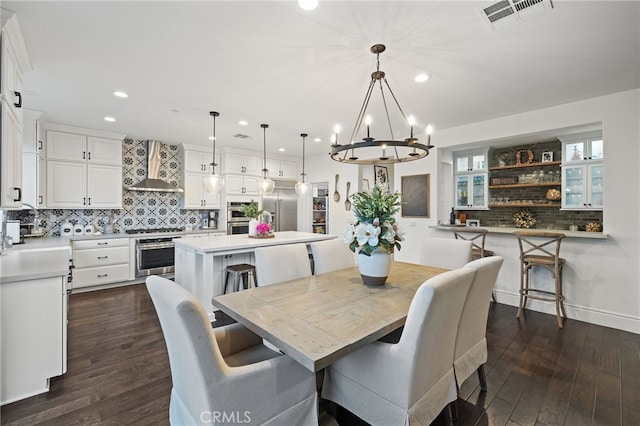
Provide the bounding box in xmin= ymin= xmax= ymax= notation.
xmin=180 ymin=144 xmax=221 ymax=209
xmin=21 ymin=110 xmax=45 ymax=207
xmin=559 ymin=131 xmax=604 ymax=211
xmin=220 ymin=149 xmax=261 ymax=176
xmin=453 ymin=149 xmax=488 ymax=210
xmin=1 ymin=14 xmax=32 ymax=209
xmin=560 ymin=130 xmax=603 ymax=163
xmin=266 ymin=157 xmax=298 ymax=180
xmin=44 ymin=124 xmax=125 ymax=209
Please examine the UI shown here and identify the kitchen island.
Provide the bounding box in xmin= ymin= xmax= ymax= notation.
xmin=174 ymin=231 xmax=336 ymax=320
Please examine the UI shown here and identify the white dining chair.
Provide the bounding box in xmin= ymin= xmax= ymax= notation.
xmin=309 ymin=238 xmax=355 ymax=275
xmin=420 ymin=237 xmax=473 ymax=270
xmin=146 ymin=275 xmax=318 ymax=426
xmin=254 ymin=243 xmax=312 ymax=286
xmin=321 ymin=268 xmax=475 ymax=426
xmin=454 ymin=256 xmax=504 ymax=390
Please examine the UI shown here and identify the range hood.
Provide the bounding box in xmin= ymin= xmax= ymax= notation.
xmin=127 ymin=141 xmax=184 ymax=193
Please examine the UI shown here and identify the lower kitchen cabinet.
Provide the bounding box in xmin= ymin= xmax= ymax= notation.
xmin=72 ymin=238 xmax=131 ymax=289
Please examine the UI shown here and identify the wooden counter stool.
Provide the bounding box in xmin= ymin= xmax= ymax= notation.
xmin=224 ymin=263 xmax=256 ymax=294
xmin=514 ymin=231 xmax=566 ymax=328
xmin=451 ymin=228 xmax=494 ymax=259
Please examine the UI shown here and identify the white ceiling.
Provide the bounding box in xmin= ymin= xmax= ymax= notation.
xmin=4 ymin=1 xmax=639 ymax=158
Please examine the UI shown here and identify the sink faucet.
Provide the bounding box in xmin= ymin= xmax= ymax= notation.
xmin=22 ymin=203 xmax=41 ymax=233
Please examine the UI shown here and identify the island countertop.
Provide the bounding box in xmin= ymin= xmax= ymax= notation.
xmin=174 ymin=231 xmax=337 ymax=253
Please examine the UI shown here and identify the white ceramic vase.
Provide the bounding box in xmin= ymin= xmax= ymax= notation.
xmin=248 ymin=218 xmax=259 ymax=236
xmin=357 ymin=249 xmax=392 ymax=286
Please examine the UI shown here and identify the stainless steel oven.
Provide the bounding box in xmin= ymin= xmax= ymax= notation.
xmin=135 ymin=236 xmax=177 ymax=277
xmin=227 ymin=201 xmax=252 ymax=235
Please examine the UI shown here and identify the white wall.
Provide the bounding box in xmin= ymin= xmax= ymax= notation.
xmin=392 ymin=89 xmax=640 ymax=333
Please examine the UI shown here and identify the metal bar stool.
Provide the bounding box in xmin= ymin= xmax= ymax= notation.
xmin=224 ymin=263 xmax=256 ymax=294
xmin=513 ymin=231 xmax=567 ymax=328
xmin=451 ymin=227 xmax=494 ymax=259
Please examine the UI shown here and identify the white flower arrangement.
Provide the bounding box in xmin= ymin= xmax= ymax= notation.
xmin=343 ymin=185 xmax=404 ymax=256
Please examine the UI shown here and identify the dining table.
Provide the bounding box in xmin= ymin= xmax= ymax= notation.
xmin=212 ymin=261 xmax=447 ymax=372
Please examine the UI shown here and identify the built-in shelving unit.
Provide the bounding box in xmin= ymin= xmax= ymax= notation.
xmin=488 ymin=203 xmax=561 ymax=208
xmin=312 ymin=183 xmax=328 ymax=234
xmin=489 ymin=182 xmax=561 ymax=189
xmin=488 ymin=160 xmax=561 ymax=171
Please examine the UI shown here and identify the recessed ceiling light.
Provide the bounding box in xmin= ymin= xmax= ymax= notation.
xmin=278 ymin=148 xmax=286 ymax=152
xmin=239 ymin=120 xmax=248 ymax=126
xmin=314 ymin=138 xmax=322 ymax=143
xmin=298 ymin=0 xmax=318 ymax=11
xmin=113 ymin=91 xmax=128 ymax=98
xmin=104 ymin=116 xmax=116 ymax=122
xmin=414 ymin=73 xmax=430 ymax=83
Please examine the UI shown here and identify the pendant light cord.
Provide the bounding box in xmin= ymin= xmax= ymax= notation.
xmin=209 ymin=111 xmax=219 ymax=172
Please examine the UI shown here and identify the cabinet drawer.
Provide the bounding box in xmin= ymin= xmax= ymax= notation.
xmin=73 ymin=246 xmax=129 ymax=268
xmin=73 ymin=238 xmax=129 ymax=250
xmin=72 ymin=264 xmax=130 ymax=288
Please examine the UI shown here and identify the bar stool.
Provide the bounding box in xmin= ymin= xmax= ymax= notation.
xmin=224 ymin=263 xmax=256 ymax=294
xmin=451 ymin=228 xmax=494 ymax=259
xmin=513 ymin=231 xmax=566 ymax=328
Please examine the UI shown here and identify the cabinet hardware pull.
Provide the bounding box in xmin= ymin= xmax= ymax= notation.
xmin=88 ymin=197 xmax=91 ymax=205
xmin=98 ymin=242 xmax=109 ymax=245
xmin=83 ymin=197 xmax=86 ymax=205
xmin=39 ymin=195 xmax=43 ymax=204
xmin=38 ymin=140 xmax=43 ymax=150
xmin=97 ymin=274 xmax=108 ymax=278
xmin=14 ymin=91 xmax=22 ymax=108
xmin=13 ymin=187 xmax=21 ymax=202
xmin=88 ymin=152 xmax=91 ymax=160
xmin=83 ymin=151 xmax=86 ymax=160
xmin=97 ymin=256 xmax=108 ymax=259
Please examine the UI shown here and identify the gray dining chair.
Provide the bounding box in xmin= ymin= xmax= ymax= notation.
xmin=420 ymin=237 xmax=473 ymax=269
xmin=454 ymin=256 xmax=504 ymax=391
xmin=322 ymin=268 xmax=475 ymax=426
xmin=309 ymin=238 xmax=355 ymax=275
xmin=146 ymin=275 xmax=318 ymax=426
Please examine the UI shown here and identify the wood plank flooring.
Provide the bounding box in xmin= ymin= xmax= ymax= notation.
xmin=1 ymin=283 xmax=638 ymax=425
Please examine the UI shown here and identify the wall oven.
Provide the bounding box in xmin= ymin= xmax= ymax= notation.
xmin=226 ymin=201 xmax=252 ymax=235
xmin=135 ymin=236 xmax=177 ymax=277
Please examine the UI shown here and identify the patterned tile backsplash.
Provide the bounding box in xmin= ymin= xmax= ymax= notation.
xmin=11 ymin=139 xmax=214 ymax=236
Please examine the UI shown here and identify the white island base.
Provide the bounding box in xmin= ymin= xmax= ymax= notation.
xmin=174 ymin=231 xmax=335 ymax=321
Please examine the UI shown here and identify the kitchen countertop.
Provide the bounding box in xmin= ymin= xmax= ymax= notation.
xmin=1 ymin=243 xmax=72 ymax=284
xmin=431 ymin=224 xmax=607 ymax=239
xmin=174 ymin=231 xmax=336 ymax=253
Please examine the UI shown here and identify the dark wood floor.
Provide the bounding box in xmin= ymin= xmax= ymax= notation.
xmin=1 ymin=283 xmax=638 ymax=425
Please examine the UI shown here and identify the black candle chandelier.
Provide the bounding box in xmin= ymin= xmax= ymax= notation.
xmin=329 ymin=44 xmax=434 ymax=165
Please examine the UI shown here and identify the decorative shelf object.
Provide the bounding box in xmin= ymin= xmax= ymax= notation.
xmin=489 ymin=160 xmax=561 ymax=171
xmin=489 ymin=182 xmax=561 ymax=189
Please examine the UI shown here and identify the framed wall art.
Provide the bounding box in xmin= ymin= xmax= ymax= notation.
xmin=374 ymin=165 xmax=389 ymax=191
xmin=400 ymin=174 xmax=430 ymax=217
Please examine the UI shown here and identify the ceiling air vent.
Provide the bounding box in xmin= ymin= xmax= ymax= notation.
xmin=481 ymin=0 xmax=553 ymax=29
xmin=233 ymin=134 xmax=251 ymax=139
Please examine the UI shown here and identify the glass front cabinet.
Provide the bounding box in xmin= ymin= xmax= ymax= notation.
xmin=559 ymin=131 xmax=603 ymax=210
xmin=453 ymin=149 xmax=488 ymax=210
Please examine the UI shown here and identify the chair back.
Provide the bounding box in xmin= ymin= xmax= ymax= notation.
xmin=514 ymin=231 xmax=565 ymax=267
xmin=397 ymin=268 xmax=475 ymax=401
xmin=454 ymin=256 xmax=504 ymax=385
xmin=452 ymin=227 xmax=491 ymax=257
xmin=310 ymin=238 xmax=356 ymax=274
xmin=146 ymin=275 xmax=223 ymax=420
xmin=254 ymin=243 xmax=312 ymax=286
xmin=420 ymin=237 xmax=472 ymax=269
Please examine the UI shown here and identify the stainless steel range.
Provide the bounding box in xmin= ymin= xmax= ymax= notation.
xmin=127 ymin=228 xmax=183 ymax=278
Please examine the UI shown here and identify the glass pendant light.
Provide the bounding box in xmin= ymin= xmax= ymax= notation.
xmin=257 ymin=123 xmax=275 ymax=195
xmin=203 ymin=111 xmax=224 ymax=193
xmin=295 ymin=133 xmax=311 ymax=196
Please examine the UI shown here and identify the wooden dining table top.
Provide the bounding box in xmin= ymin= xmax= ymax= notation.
xmin=212 ymin=261 xmax=447 ymax=372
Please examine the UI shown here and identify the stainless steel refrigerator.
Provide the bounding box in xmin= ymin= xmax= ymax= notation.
xmin=262 ymin=180 xmax=298 ymax=232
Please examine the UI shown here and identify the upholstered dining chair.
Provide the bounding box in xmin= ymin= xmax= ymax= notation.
xmin=454 ymin=256 xmax=504 ymax=391
xmin=309 ymin=238 xmax=355 ymax=275
xmin=321 ymin=268 xmax=475 ymax=426
xmin=146 ymin=276 xmax=318 ymax=426
xmin=253 ymin=243 xmax=312 ymax=286
xmin=420 ymin=237 xmax=473 ymax=270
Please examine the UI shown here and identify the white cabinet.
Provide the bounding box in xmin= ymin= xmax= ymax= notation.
xmin=21 ymin=110 xmax=45 ymax=207
xmin=181 ymin=144 xmax=221 ymax=209
xmin=266 ymin=158 xmax=298 ymax=179
xmin=225 ymin=174 xmax=259 ymax=196
xmin=559 ymin=131 xmax=604 ymax=211
xmin=46 ymin=131 xmax=122 ymax=165
xmin=1 ymin=15 xmax=31 ymax=209
xmin=72 ymin=238 xmax=131 ymax=289
xmin=453 ymin=149 xmax=488 ymax=210
xmin=222 ymin=151 xmax=261 ymax=176
xmin=47 ymin=161 xmax=122 ymax=208
xmin=44 ymin=124 xmax=124 ymax=208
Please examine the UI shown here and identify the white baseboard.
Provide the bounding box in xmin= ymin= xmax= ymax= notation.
xmin=494 ymin=290 xmax=640 ymax=334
